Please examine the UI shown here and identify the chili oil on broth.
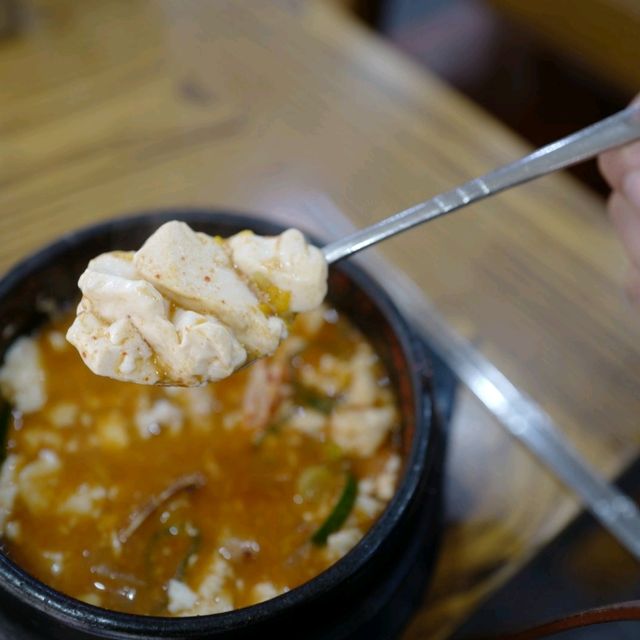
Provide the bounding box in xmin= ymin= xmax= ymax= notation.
xmin=0 ymin=306 xmax=402 ymax=616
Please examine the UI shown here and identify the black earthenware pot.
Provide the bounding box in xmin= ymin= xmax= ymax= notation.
xmin=0 ymin=210 xmax=446 ymax=640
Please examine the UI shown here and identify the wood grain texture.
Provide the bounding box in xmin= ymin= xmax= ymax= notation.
xmin=1 ymin=1 xmax=640 ymax=637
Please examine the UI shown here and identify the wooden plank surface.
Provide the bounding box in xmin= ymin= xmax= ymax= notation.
xmin=2 ymin=1 xmax=640 ymax=637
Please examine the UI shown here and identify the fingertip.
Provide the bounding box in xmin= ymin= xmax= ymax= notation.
xmin=607 ymin=190 xmax=626 ymax=224
xmin=599 ymin=142 xmax=640 ymax=190
xmin=598 ymin=96 xmax=640 ymax=187
xmin=598 ymin=150 xmax=618 ymax=189
xmin=622 ymin=170 xmax=640 ymax=210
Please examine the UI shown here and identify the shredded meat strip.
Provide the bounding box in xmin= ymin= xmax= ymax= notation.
xmin=117 ymin=472 xmax=206 ymax=545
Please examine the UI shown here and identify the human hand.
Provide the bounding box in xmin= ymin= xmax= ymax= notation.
xmin=598 ymin=96 xmax=640 ymax=302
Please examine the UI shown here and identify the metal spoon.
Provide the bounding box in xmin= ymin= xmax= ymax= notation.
xmin=315 ymin=104 xmax=640 ymax=560
xmin=322 ymin=103 xmax=640 ymax=264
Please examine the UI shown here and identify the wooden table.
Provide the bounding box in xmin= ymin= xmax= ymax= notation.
xmin=2 ymin=1 xmax=640 ymax=637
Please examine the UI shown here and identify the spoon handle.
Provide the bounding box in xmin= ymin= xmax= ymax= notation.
xmin=322 ymin=103 xmax=640 ymax=264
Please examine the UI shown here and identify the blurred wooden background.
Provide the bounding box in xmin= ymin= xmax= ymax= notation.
xmin=337 ymin=0 xmax=639 ymax=194
xmin=1 ymin=1 xmax=640 ymax=638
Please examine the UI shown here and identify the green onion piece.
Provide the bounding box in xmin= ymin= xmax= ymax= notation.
xmin=323 ymin=441 xmax=343 ymax=462
xmin=291 ymin=381 xmax=336 ymax=415
xmin=174 ymin=529 xmax=201 ymax=581
xmin=311 ymin=473 xmax=358 ymax=546
xmin=297 ymin=465 xmax=333 ymax=502
xmin=144 ymin=528 xmax=172 ymax=579
xmin=144 ymin=524 xmax=201 ymax=582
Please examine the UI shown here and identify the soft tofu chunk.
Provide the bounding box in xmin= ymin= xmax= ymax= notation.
xmin=48 ymin=403 xmax=79 ymax=428
xmin=329 ymin=406 xmax=396 ymax=457
xmin=249 ymin=582 xmax=285 ymax=605
xmin=172 ymin=556 xmax=234 ymax=616
xmin=96 ymin=412 xmax=130 ymax=449
xmin=58 ymin=484 xmax=107 ymax=517
xmin=287 ymin=408 xmax=327 ymax=438
xmin=67 ymin=302 xmax=159 ymax=384
xmin=325 ymin=528 xmax=362 ymax=561
xmin=17 ymin=450 xmax=61 ymax=514
xmin=134 ymin=221 xmax=286 ymax=356
xmin=0 ymin=455 xmax=21 ymax=531
xmin=42 ymin=551 xmax=64 ymax=576
xmin=0 ymin=337 xmax=47 ymax=413
xmin=344 ymin=344 xmax=379 ymax=407
xmin=228 ymin=228 xmax=327 ymax=313
xmin=47 ymin=331 xmax=67 ymax=352
xmin=161 ymin=309 xmax=247 ymax=382
xmin=66 ymin=255 xmax=163 ymax=384
xmin=375 ymin=453 xmax=401 ymax=501
xmin=167 ymin=579 xmax=198 ymax=614
xmin=135 ymin=399 xmax=183 ymax=439
xmin=67 ymin=251 xmax=247 ymax=386
xmin=67 ymin=221 xmax=329 ymax=386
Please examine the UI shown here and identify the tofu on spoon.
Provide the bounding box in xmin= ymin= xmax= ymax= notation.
xmin=66 ymin=221 xmax=328 ymax=386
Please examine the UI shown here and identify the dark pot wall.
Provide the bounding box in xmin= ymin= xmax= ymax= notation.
xmin=0 ymin=211 xmax=445 ymax=639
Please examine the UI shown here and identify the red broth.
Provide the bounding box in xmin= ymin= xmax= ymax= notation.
xmin=0 ymin=307 xmax=401 ymax=615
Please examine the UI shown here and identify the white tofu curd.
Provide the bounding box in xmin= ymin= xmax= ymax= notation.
xmin=227 ymin=228 xmax=327 ymax=312
xmin=0 ymin=337 xmax=47 ymax=413
xmin=66 ymin=222 xmax=328 ymax=386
